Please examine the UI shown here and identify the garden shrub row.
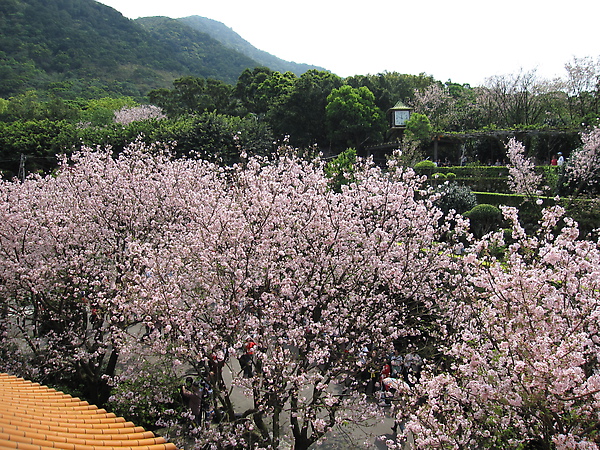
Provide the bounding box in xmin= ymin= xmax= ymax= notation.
xmin=474 ymin=192 xmax=600 ymax=237
xmin=419 ymin=164 xmax=559 ymax=179
xmin=420 ymin=164 xmax=562 ymax=194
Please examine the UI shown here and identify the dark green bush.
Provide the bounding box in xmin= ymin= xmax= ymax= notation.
xmin=464 ymin=203 xmax=503 ymax=238
xmin=414 ymin=160 xmax=437 ymax=176
xmin=435 ymin=184 xmax=478 ymax=215
xmin=446 ymin=172 xmax=456 ymax=180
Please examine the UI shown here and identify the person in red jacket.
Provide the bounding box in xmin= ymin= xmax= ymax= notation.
xmin=240 ymin=337 xmax=257 ymax=378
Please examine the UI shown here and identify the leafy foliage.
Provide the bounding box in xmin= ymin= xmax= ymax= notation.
xmin=148 ymin=76 xmax=238 ymax=117
xmin=324 ymin=147 xmax=357 ymax=192
xmin=325 ymin=85 xmax=384 ymax=151
xmin=464 ymin=203 xmax=503 ymax=237
xmin=268 ymin=69 xmax=343 ymax=149
xmin=434 ymin=183 xmax=478 ymax=215
xmin=405 ymin=112 xmax=433 ymax=145
xmin=0 ymin=119 xmax=79 ymax=178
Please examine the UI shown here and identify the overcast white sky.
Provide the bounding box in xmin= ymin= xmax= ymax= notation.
xmin=97 ymin=0 xmax=599 ymax=87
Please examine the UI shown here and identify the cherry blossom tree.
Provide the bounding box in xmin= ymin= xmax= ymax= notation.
xmin=393 ymin=205 xmax=600 ymax=449
xmin=0 ymin=141 xmax=217 ymax=404
xmin=114 ymin=151 xmax=456 ymax=449
xmin=0 ymin=142 xmax=457 ymax=448
xmin=113 ymin=104 xmax=166 ymax=125
xmin=411 ymin=83 xmax=455 ymax=132
xmin=505 ymin=136 xmax=544 ymax=198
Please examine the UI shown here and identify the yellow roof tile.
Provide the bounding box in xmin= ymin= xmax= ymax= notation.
xmin=0 ymin=373 xmax=177 ymax=450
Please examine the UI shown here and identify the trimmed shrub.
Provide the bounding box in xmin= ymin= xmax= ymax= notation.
xmin=446 ymin=172 xmax=456 ymax=180
xmin=414 ymin=160 xmax=437 ymax=176
xmin=431 ymin=173 xmax=447 ymax=185
xmin=464 ymin=203 xmax=503 ymax=238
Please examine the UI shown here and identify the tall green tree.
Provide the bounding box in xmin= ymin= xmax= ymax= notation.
xmin=235 ymin=67 xmax=297 ymax=116
xmin=404 ymin=112 xmax=432 ymax=146
xmin=148 ymin=76 xmax=235 ymax=117
xmin=325 ymin=85 xmax=384 ymax=150
xmin=269 ymin=70 xmax=342 ymax=150
xmin=235 ymin=67 xmax=273 ymax=114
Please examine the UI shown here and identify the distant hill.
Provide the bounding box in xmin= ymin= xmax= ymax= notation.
xmin=0 ymin=0 xmax=186 ymax=98
xmin=0 ymin=0 xmax=326 ymax=100
xmin=134 ymin=16 xmax=260 ymax=82
xmin=176 ymin=16 xmax=325 ymax=75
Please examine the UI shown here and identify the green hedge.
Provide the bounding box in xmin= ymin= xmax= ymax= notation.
xmin=473 ymin=192 xmax=600 ymax=237
xmin=425 ymin=165 xmax=561 ymax=194
xmin=474 ymin=192 xmax=527 ymax=206
xmin=435 ymin=166 xmax=509 ymax=178
xmin=433 ymin=165 xmax=558 ymax=179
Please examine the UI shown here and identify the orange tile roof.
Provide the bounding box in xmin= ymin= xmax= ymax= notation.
xmin=0 ymin=373 xmax=177 ymax=450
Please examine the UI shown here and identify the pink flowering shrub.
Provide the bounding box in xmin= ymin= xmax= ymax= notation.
xmin=395 ymin=205 xmax=600 ymax=449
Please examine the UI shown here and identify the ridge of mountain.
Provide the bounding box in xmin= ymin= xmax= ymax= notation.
xmin=176 ymin=15 xmax=325 ymax=75
xmin=133 ymin=16 xmax=260 ymax=82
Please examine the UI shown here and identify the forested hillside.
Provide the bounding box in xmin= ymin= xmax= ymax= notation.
xmin=0 ymin=0 xmax=320 ymax=99
xmin=177 ymin=16 xmax=324 ymax=75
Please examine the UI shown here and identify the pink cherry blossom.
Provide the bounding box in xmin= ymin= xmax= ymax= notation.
xmin=0 ymin=142 xmax=457 ymax=449
xmin=394 ymin=205 xmax=600 ymax=449
xmin=505 ymin=137 xmax=543 ymax=196
xmin=113 ymin=104 xmax=166 ymax=124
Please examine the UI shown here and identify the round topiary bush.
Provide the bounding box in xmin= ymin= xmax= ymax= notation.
xmin=464 ymin=203 xmax=503 ymax=238
xmin=446 ymin=172 xmax=456 ymax=180
xmin=414 ymin=160 xmax=437 ymax=176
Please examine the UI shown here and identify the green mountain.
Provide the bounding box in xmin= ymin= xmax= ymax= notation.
xmin=0 ymin=0 xmax=325 ymax=100
xmin=133 ymin=16 xmax=260 ymax=83
xmin=176 ymin=15 xmax=324 ymax=75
